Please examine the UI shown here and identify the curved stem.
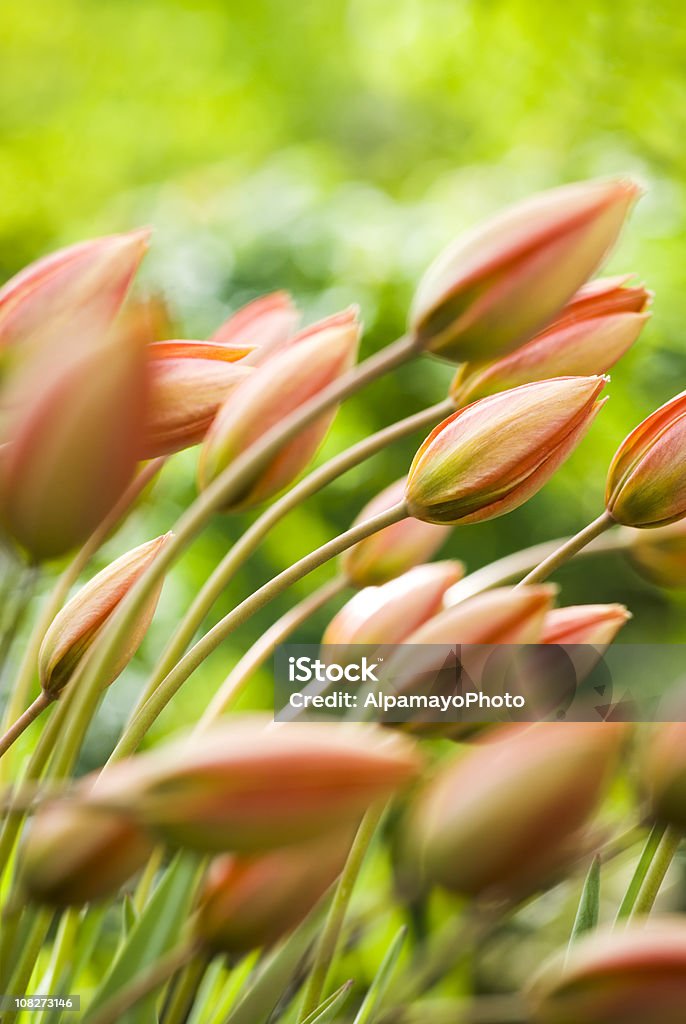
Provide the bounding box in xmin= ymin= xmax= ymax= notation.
xmin=84 ymin=941 xmax=199 ymax=1024
xmin=107 ymin=502 xmax=407 ymax=763
xmin=197 ymin=574 xmax=348 ymax=730
xmin=136 ymin=397 xmax=452 ymax=715
xmin=0 ymin=692 xmax=51 ymax=759
xmin=629 ymin=824 xmax=681 ymax=919
xmin=53 ymin=336 xmax=419 ymax=784
xmin=615 ymin=823 xmax=666 ymax=924
xmin=298 ymin=803 xmax=385 ymax=1022
xmin=517 ymin=511 xmax=615 ymax=586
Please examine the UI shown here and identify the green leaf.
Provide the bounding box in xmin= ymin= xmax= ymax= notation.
xmin=353 ymin=926 xmax=406 ymax=1024
xmin=568 ymin=856 xmax=600 ymax=954
xmin=122 ymin=894 xmax=138 ymax=935
xmin=83 ymin=853 xmax=199 ymax=1024
xmin=300 ymin=980 xmax=354 ymax=1024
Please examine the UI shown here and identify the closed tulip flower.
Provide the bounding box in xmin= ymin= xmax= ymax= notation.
xmin=409 ymin=723 xmax=625 ymax=898
xmin=606 ymin=391 xmax=686 ymax=527
xmin=644 ymin=722 xmax=686 ymax=829
xmin=142 ymin=341 xmax=253 ymax=457
xmin=406 ymin=377 xmax=607 ymax=526
xmin=541 ymin=604 xmax=631 ymax=645
xmin=198 ymin=310 xmax=360 ymax=509
xmin=39 ymin=533 xmax=172 ymax=697
xmin=410 ymin=177 xmax=640 ymax=363
xmin=19 ymin=797 xmax=154 ymax=906
xmin=323 ymin=561 xmax=464 ymax=649
xmin=451 ymin=277 xmax=649 ymax=405
xmin=196 ymin=831 xmax=351 ymax=955
xmin=95 ymin=717 xmax=421 ymax=853
xmin=341 ymin=478 xmax=452 ymax=586
xmin=211 ymin=291 xmax=300 ymax=364
xmin=625 ymin=520 xmax=686 ymax=587
xmin=528 ymin=920 xmax=686 ymax=1024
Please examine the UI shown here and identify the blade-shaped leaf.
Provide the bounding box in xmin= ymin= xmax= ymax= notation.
xmin=300 ymin=980 xmax=354 ymax=1024
xmin=568 ymin=855 xmax=600 ymax=955
xmin=353 ymin=926 xmax=406 ymax=1024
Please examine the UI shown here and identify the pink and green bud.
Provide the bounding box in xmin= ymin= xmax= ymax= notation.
xmin=405 ymin=376 xmax=607 ymax=526
xmin=410 ymin=584 xmax=555 ymax=645
xmin=211 ymin=291 xmax=300 ymax=364
xmin=528 ymin=920 xmax=686 ymax=1024
xmin=644 ymin=723 xmax=686 ymax=829
xmin=625 ymin=520 xmax=686 ymax=587
xmin=19 ymin=797 xmax=154 ymax=907
xmin=409 ymin=723 xmax=625 ymax=899
xmin=451 ymin=278 xmax=649 ymax=405
xmin=142 ymin=340 xmax=253 ymax=457
xmin=96 ymin=717 xmax=421 ymax=853
xmin=323 ymin=561 xmax=463 ymax=649
xmin=606 ymin=390 xmax=686 ymax=527
xmin=39 ymin=533 xmax=172 ymax=696
xmin=196 ymin=831 xmax=352 ymax=955
xmin=341 ymin=478 xmax=451 ymax=586
xmin=410 ymin=178 xmax=640 ymax=364
xmin=541 ymin=604 xmax=631 ymax=645
xmin=198 ymin=310 xmax=360 ymax=509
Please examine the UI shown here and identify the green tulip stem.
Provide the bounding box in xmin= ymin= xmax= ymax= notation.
xmin=298 ymin=802 xmax=386 ymax=1023
xmin=627 ymin=824 xmax=682 ymax=920
xmin=135 ymin=396 xmax=453 ymax=716
xmin=516 ymin=511 xmax=615 ymax=585
xmin=0 ymin=691 xmax=52 ymax=759
xmin=196 ymin=574 xmax=348 ymax=730
xmin=51 ymin=334 xmax=419 ymax=782
xmin=107 ymin=501 xmax=408 ymax=762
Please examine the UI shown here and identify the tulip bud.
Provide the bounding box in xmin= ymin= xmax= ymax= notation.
xmin=0 ymin=230 xmax=149 ymax=357
xmin=409 ymin=723 xmax=625 ymax=898
xmin=406 ymin=376 xmax=607 ymax=526
xmin=606 ymin=391 xmax=686 ymax=527
xmin=323 ymin=561 xmax=464 ymax=650
xmin=410 ymin=178 xmax=640 ymax=363
xmin=142 ymin=341 xmax=254 ymax=458
xmin=39 ymin=533 xmax=172 ymax=696
xmin=528 ymin=919 xmax=686 ymax=1024
xmin=549 ymin=274 xmax=652 ymax=326
xmin=451 ymin=279 xmax=649 ymax=405
xmin=19 ymin=797 xmax=154 ymax=906
xmin=198 ymin=310 xmax=360 ymax=509
xmin=625 ymin=520 xmax=686 ymax=587
xmin=541 ymin=604 xmax=631 ymax=645
xmin=196 ymin=832 xmax=351 ymax=955
xmin=95 ymin=717 xmax=421 ymax=853
xmin=644 ymin=722 xmax=686 ymax=829
xmin=211 ymin=291 xmax=300 ymax=364
xmin=341 ymin=478 xmax=451 ymax=586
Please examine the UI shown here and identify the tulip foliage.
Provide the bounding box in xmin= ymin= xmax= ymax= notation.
xmin=3 ymin=176 xmax=686 ymax=1024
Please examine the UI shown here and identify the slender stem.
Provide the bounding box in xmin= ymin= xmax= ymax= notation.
xmin=136 ymin=397 xmax=452 ymax=714
xmin=84 ymin=941 xmax=199 ymax=1024
xmin=629 ymin=825 xmax=681 ymax=919
xmin=108 ymin=503 xmax=407 ymax=763
xmin=48 ymin=336 xmax=419 ymax=786
xmin=517 ymin=511 xmax=615 ymax=586
xmin=615 ymin=822 xmax=666 ymax=923
xmin=197 ymin=575 xmax=348 ymax=730
xmin=0 ymin=691 xmax=51 ymax=758
xmin=298 ymin=803 xmax=385 ymax=1022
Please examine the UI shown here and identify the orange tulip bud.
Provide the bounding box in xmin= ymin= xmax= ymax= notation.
xmin=406 ymin=377 xmax=607 ymax=526
xmin=96 ymin=717 xmax=421 ymax=853
xmin=411 ymin=584 xmax=555 ymax=645
xmin=211 ymin=291 xmax=300 ymax=364
xmin=606 ymin=390 xmax=686 ymax=527
xmin=198 ymin=310 xmax=360 ymax=509
xmin=451 ymin=278 xmax=649 ymax=405
xmin=19 ymin=797 xmax=154 ymax=906
xmin=541 ymin=604 xmax=631 ymax=645
xmin=196 ymin=831 xmax=351 ymax=954
xmin=625 ymin=520 xmax=686 ymax=587
xmin=528 ymin=919 xmax=686 ymax=1024
xmin=142 ymin=341 xmax=253 ymax=457
xmin=341 ymin=478 xmax=451 ymax=586
xmin=410 ymin=178 xmax=640 ymax=364
xmin=39 ymin=533 xmax=172 ymax=696
xmin=323 ymin=561 xmax=463 ymax=649
xmin=644 ymin=722 xmax=686 ymax=829
xmin=409 ymin=723 xmax=625 ymax=898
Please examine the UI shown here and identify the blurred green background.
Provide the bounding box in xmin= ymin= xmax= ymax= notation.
xmin=3 ymin=0 xmax=686 ymax=754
